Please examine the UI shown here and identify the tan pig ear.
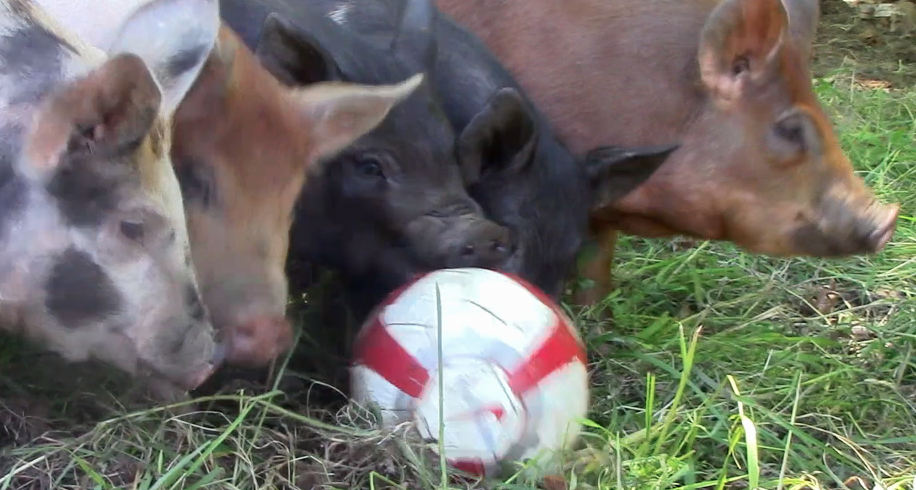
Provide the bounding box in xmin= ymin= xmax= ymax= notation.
xmin=698 ymin=0 xmax=788 ymax=103
xmin=295 ymin=73 xmax=424 ymax=161
xmin=23 ymin=54 xmax=161 ymax=178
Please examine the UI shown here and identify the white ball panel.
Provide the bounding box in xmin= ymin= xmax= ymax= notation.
xmin=351 ymin=364 xmax=415 ymax=427
xmin=351 ymin=267 xmax=590 ymax=477
xmin=381 ymin=268 xmax=557 ymax=372
xmin=519 ymin=360 xmax=589 ymax=462
xmin=415 ymin=357 xmax=525 ymax=463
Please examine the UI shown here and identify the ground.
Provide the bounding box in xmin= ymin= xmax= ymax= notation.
xmin=2 ymin=1 xmax=916 ymax=489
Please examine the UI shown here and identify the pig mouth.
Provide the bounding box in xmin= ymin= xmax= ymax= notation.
xmin=136 ymin=339 xmax=227 ymax=392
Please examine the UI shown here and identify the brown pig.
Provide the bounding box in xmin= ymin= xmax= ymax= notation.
xmin=437 ymin=0 xmax=900 ymax=305
xmin=170 ymin=28 xmax=422 ymax=366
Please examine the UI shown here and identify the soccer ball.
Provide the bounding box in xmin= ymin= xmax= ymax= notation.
xmin=350 ymin=267 xmax=589 ymax=476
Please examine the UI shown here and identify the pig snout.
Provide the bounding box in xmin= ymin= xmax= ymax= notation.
xmin=201 ymin=275 xmax=292 ymax=367
xmin=829 ymin=196 xmax=899 ymax=254
xmin=863 ymin=203 xmax=899 ymax=252
xmin=224 ymin=314 xmax=295 ymax=367
xmin=796 ymin=192 xmax=900 ymax=257
xmin=447 ymin=221 xmax=514 ymax=269
xmin=179 ymin=362 xmax=218 ymax=391
xmin=408 ymin=200 xmax=516 ymax=270
xmin=175 ymin=331 xmax=229 ymax=391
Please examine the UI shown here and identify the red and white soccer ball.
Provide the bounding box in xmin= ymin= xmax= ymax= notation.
xmin=350 ymin=267 xmax=590 ymax=477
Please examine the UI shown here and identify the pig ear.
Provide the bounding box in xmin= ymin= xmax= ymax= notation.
xmin=456 ymin=88 xmax=537 ymax=186
xmin=784 ymin=0 xmax=819 ymax=61
xmin=698 ymin=0 xmax=788 ymax=102
xmin=584 ymin=143 xmax=679 ymax=211
xmin=255 ymin=13 xmax=343 ymax=86
xmin=23 ymin=55 xmax=162 ymax=177
xmin=106 ymin=0 xmax=220 ymax=118
xmin=294 ymin=74 xmax=424 ymax=160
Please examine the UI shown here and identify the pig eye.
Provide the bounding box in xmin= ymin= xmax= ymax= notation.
xmin=774 ymin=114 xmax=806 ymax=149
xmin=119 ymin=221 xmax=144 ymax=242
xmin=354 ymin=156 xmax=385 ymax=178
xmin=767 ymin=111 xmax=817 ymax=165
xmin=732 ymin=55 xmax=750 ymax=76
xmin=175 ymin=159 xmax=215 ymax=208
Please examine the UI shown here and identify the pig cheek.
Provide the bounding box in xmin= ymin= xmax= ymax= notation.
xmin=1 ymin=229 xmax=69 ymax=302
xmin=98 ymin=331 xmax=144 ymax=376
xmin=728 ymin=199 xmax=805 ymax=255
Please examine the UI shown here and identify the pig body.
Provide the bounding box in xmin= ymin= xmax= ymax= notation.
xmin=437 ymin=0 xmax=900 ymax=305
xmin=222 ymin=0 xmax=522 ymax=319
xmin=0 ymin=0 xmax=224 ymax=393
xmin=315 ymin=0 xmax=678 ymax=300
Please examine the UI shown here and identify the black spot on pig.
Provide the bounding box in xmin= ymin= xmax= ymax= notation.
xmin=0 ymin=160 xmax=29 ymax=241
xmin=45 ymin=247 xmax=122 ymax=327
xmin=0 ymin=23 xmax=70 ymax=105
xmin=45 ymin=166 xmax=120 ymax=227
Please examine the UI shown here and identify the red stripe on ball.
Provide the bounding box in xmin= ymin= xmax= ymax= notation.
xmin=505 ymin=311 xmax=586 ymax=395
xmin=354 ymin=316 xmax=429 ymax=399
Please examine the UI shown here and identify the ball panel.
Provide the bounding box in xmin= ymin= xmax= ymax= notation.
xmin=415 ymin=358 xmax=526 ymax=465
xmin=350 ymin=267 xmax=591 ymax=478
xmin=502 ymin=314 xmax=587 ymax=396
xmin=518 ymin=360 xmax=589 ymax=462
xmin=380 ymin=269 xmax=557 ymax=361
xmin=450 ymin=459 xmax=489 ymax=477
xmin=351 ymin=364 xmax=415 ymax=427
xmin=353 ymin=317 xmax=429 ymax=398
xmin=496 ymin=270 xmax=586 ymax=349
xmin=408 ymin=338 xmax=527 ymax=387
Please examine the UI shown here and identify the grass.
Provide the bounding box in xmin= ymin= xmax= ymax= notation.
xmin=3 ymin=35 xmax=916 ymax=490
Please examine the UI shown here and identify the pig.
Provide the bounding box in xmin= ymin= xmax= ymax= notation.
xmin=437 ymin=0 xmax=901 ymax=305
xmin=0 ymin=0 xmax=223 ymax=396
xmin=220 ymin=0 xmax=523 ymax=319
xmin=33 ymin=0 xmax=427 ymax=367
xmin=312 ymin=0 xmax=680 ymax=300
xmin=170 ymin=31 xmax=424 ymax=366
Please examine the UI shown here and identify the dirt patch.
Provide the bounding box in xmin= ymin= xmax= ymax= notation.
xmin=813 ymin=0 xmax=916 ymax=87
xmin=0 ymin=397 xmax=51 ymax=449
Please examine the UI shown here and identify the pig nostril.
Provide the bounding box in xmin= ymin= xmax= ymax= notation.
xmin=461 ymin=244 xmax=476 ymax=257
xmin=490 ymin=240 xmax=509 ymax=255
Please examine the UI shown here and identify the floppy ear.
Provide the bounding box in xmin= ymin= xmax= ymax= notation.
xmin=584 ymin=143 xmax=679 ymax=211
xmin=294 ymin=74 xmax=424 ymax=160
xmin=456 ymin=88 xmax=537 ymax=186
xmin=699 ymin=0 xmax=788 ymax=103
xmin=23 ymin=54 xmax=162 ymax=178
xmin=106 ymin=0 xmax=221 ymax=117
xmin=255 ymin=13 xmax=343 ymax=87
